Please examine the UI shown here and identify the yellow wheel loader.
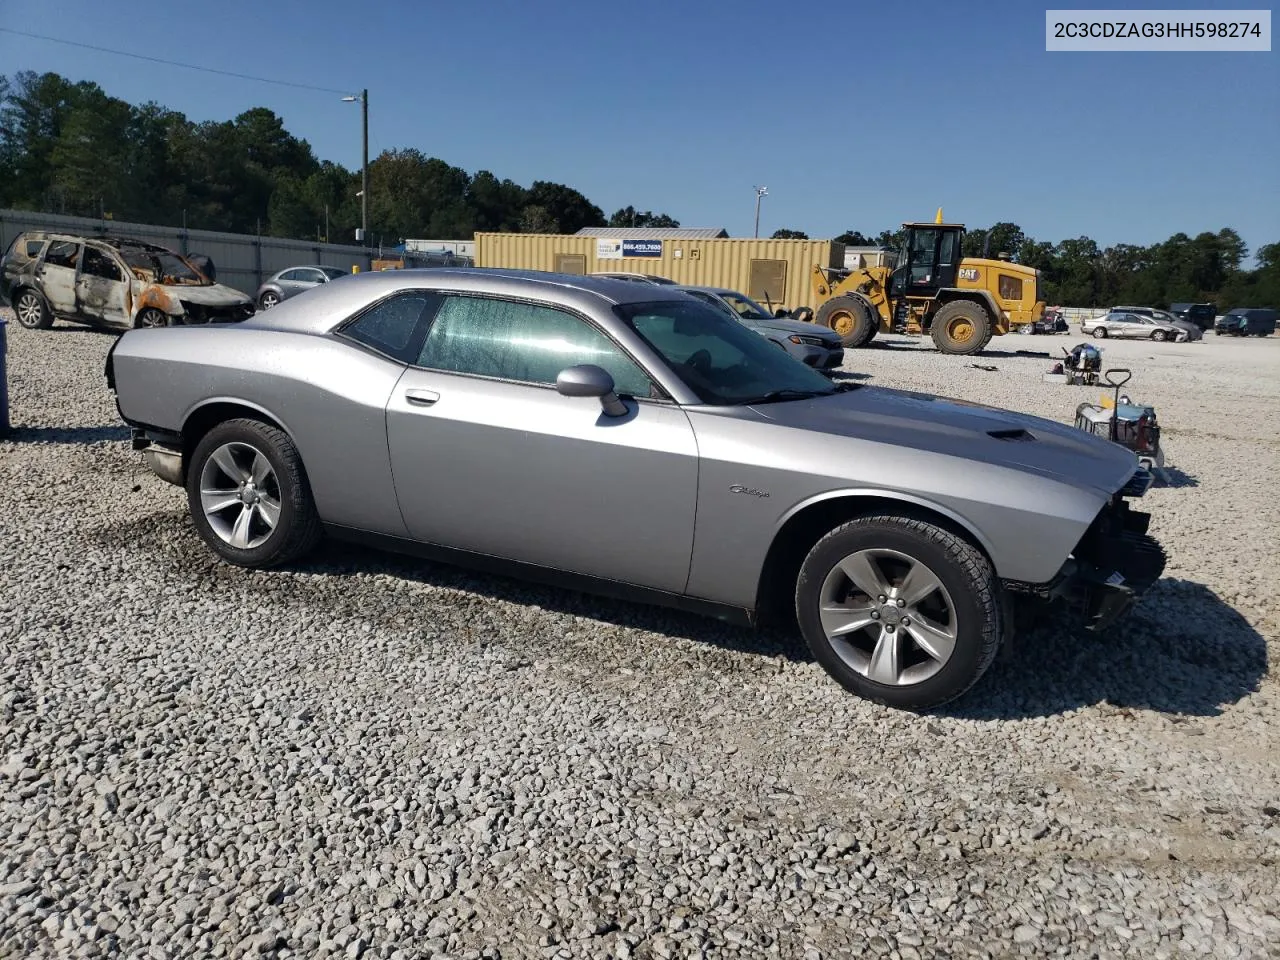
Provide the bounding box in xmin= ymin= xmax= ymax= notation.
xmin=806 ymin=210 xmax=1045 ymax=355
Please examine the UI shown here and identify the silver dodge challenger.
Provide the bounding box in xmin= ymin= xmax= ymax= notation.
xmin=106 ymin=269 xmax=1166 ymax=709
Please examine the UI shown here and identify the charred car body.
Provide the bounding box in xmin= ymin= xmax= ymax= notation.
xmin=1 ymin=232 xmax=254 ymax=331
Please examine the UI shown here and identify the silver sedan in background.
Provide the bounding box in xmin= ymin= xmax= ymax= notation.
xmin=1085 ymin=311 xmax=1187 ymax=341
xmin=675 ymin=285 xmax=845 ymax=371
xmin=106 ymin=269 xmax=1165 ymax=710
xmin=254 ymin=265 xmax=350 ymax=309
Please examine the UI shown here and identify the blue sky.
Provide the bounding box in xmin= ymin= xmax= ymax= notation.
xmin=2 ymin=0 xmax=1277 ymax=255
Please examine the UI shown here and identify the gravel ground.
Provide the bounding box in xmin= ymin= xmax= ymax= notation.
xmin=1 ymin=311 xmax=1278 ymax=960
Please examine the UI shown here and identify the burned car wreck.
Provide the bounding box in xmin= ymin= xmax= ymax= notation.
xmin=1 ymin=232 xmax=254 ymax=331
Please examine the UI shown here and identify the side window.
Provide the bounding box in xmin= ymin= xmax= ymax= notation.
xmin=82 ymin=247 xmax=123 ymax=281
xmin=302 ymin=269 xmax=327 ymax=284
xmin=418 ymin=296 xmax=655 ymax=398
xmin=279 ymin=269 xmax=302 ymax=281
xmin=45 ymin=241 xmax=80 ymax=269
xmin=339 ymin=292 xmax=437 ymax=364
xmin=938 ymin=231 xmax=957 ymax=265
xmin=25 ymin=239 xmax=46 ymax=258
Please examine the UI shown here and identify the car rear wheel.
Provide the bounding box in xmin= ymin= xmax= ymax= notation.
xmin=187 ymin=418 xmax=322 ymax=568
xmin=259 ymin=291 xmax=281 ymax=309
xmin=1092 ymin=327 xmax=1108 ymax=338
xmin=14 ymin=289 xmax=52 ymax=330
xmin=795 ymin=515 xmax=1002 ymax=710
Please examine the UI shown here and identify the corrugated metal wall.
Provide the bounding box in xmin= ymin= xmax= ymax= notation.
xmin=475 ymin=233 xmax=845 ymax=310
xmin=1 ymin=209 xmax=373 ymax=295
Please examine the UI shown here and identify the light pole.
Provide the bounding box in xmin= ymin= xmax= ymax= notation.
xmin=342 ymin=90 xmax=369 ymax=245
xmin=753 ymin=185 xmax=768 ymax=238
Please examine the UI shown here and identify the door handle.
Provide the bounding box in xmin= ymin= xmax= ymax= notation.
xmin=405 ymin=388 xmax=440 ymax=406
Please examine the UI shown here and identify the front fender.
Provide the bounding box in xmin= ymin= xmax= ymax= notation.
xmin=775 ymin=486 xmax=1001 ymax=566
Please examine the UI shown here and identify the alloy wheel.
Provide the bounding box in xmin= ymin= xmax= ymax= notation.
xmin=198 ymin=442 xmax=283 ymax=550
xmin=15 ymin=293 xmax=44 ymax=328
xmin=818 ymin=548 xmax=958 ymax=686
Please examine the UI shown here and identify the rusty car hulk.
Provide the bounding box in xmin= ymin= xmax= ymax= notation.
xmin=1 ymin=232 xmax=254 ymax=331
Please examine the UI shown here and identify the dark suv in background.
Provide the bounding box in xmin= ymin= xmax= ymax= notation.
xmin=1215 ymin=308 xmax=1277 ymax=337
xmin=1169 ymin=302 xmax=1217 ymax=331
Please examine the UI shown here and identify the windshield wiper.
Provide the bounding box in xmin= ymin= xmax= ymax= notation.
xmin=739 ymin=388 xmax=835 ymax=405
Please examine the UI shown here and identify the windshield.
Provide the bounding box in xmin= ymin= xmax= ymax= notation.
xmin=614 ymin=299 xmax=836 ymax=405
xmin=718 ymin=291 xmax=775 ymax=320
xmin=119 ymin=246 xmax=211 ymax=285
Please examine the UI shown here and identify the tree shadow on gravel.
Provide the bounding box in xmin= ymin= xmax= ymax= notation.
xmin=4 ymin=425 xmax=130 ymax=444
xmin=828 ymin=370 xmax=872 ymax=382
xmin=942 ymin=578 xmax=1267 ymax=720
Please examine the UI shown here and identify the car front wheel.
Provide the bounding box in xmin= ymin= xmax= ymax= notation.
xmin=795 ymin=515 xmax=1003 ymax=710
xmin=1092 ymin=327 xmax=1108 ymax=338
xmin=1151 ymin=330 xmax=1167 ymax=341
xmin=186 ymin=418 xmax=322 ymax=568
xmin=259 ymin=291 xmax=280 ymax=309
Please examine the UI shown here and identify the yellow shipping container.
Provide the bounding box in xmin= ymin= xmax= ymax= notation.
xmin=474 ymin=233 xmax=846 ymax=312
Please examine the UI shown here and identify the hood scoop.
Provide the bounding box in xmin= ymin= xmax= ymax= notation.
xmin=988 ymin=427 xmax=1035 ymax=442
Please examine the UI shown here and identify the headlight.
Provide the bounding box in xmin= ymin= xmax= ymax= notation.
xmin=788 ymin=335 xmax=826 ymax=346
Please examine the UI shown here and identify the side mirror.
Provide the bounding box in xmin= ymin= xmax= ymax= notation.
xmin=556 ymin=364 xmax=628 ymax=417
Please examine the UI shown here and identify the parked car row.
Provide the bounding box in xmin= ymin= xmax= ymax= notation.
xmin=1080 ymin=303 xmax=1274 ymax=341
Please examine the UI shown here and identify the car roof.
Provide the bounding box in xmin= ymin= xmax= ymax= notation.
xmin=675 ymin=285 xmax=742 ymax=296
xmin=244 ymin=267 xmax=695 ymax=335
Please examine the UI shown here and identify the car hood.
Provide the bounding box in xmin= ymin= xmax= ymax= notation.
xmin=753 ymin=315 xmax=841 ymax=340
xmin=167 ymin=283 xmax=252 ymax=306
xmin=751 ymin=385 xmax=1139 ymax=494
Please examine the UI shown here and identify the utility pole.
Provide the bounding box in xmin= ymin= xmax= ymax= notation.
xmin=753 ymin=185 xmax=768 ymax=238
xmin=343 ymin=89 xmax=369 ymax=244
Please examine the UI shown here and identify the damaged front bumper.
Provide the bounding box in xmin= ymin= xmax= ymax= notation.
xmin=131 ymin=427 xmax=185 ymax=487
xmin=1006 ymin=466 xmax=1167 ymax=632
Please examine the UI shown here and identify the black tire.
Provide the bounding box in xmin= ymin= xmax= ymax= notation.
xmin=1092 ymin=326 xmax=1108 ymax=338
xmin=816 ymin=295 xmax=876 ymax=348
xmin=13 ymin=288 xmax=52 ymax=330
xmin=791 ymin=306 xmax=815 ymax=324
xmin=135 ymin=308 xmax=171 ymax=328
xmin=259 ymin=291 xmax=281 ymax=310
xmin=930 ymin=300 xmax=992 ymax=355
xmin=1151 ymin=330 xmax=1167 ymax=342
xmin=795 ymin=515 xmax=1002 ymax=710
xmin=186 ymin=418 xmax=322 ymax=569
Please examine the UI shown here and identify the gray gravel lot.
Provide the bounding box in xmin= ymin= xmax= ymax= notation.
xmin=1 ymin=311 xmax=1278 ymax=959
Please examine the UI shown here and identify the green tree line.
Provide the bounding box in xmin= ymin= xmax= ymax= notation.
xmin=0 ymin=71 xmax=677 ymax=245
xmin=2 ymin=71 xmax=1273 ymax=308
